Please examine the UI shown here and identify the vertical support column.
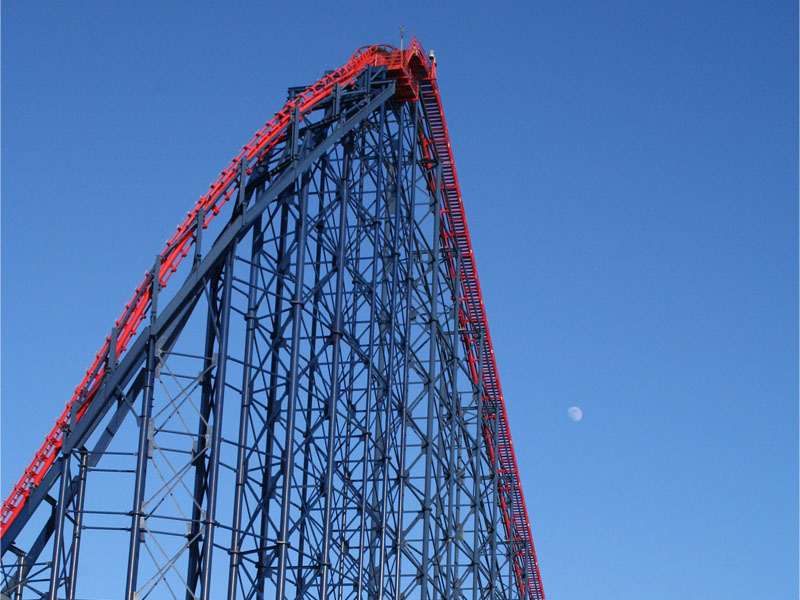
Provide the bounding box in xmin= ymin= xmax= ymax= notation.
xmin=296 ymin=146 xmax=329 ymax=592
xmin=445 ymin=248 xmax=461 ymax=600
xmin=226 ymin=216 xmax=262 ymax=600
xmin=198 ymin=249 xmax=235 ymax=600
xmin=393 ymin=239 xmax=414 ymax=599
xmin=319 ymin=139 xmax=352 ymax=600
xmin=393 ymin=98 xmax=419 ymax=597
xmin=11 ymin=549 xmax=27 ymax=600
xmin=275 ymin=156 xmax=312 ymax=600
xmin=375 ymin=101 xmax=405 ymax=600
xmin=508 ymin=537 xmax=515 ymax=600
xmin=65 ymin=449 xmax=88 ymax=600
xmin=234 ymin=156 xmax=249 ymax=213
xmin=489 ymin=332 xmax=500 ymax=598
xmin=368 ymin=103 xmax=396 ymax=598
xmin=356 ymin=103 xmax=386 ymax=598
xmin=420 ymin=161 xmax=442 ymax=600
xmin=471 ymin=330 xmax=485 ymax=600
xmin=255 ymin=188 xmax=291 ymax=597
xmin=125 ymin=260 xmax=160 ymax=600
xmin=194 ymin=207 xmax=205 ymax=268
xmin=289 ymin=106 xmax=300 ymax=160
xmin=185 ymin=273 xmax=223 ymax=598
xmin=47 ymin=454 xmax=70 ymax=599
xmin=109 ymin=326 xmax=118 ymax=373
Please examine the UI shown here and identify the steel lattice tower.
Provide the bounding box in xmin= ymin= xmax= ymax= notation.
xmin=1 ymin=40 xmax=545 ymax=600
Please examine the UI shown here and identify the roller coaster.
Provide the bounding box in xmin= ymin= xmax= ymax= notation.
xmin=1 ymin=39 xmax=545 ymax=600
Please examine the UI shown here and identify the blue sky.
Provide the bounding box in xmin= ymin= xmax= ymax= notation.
xmin=2 ymin=2 xmax=797 ymax=598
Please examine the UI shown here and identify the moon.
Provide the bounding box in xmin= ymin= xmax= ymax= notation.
xmin=567 ymin=406 xmax=583 ymax=422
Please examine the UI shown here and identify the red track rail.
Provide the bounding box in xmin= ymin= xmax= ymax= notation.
xmin=2 ymin=39 xmax=544 ymax=600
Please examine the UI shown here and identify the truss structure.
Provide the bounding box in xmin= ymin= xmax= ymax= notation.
xmin=1 ymin=40 xmax=545 ymax=600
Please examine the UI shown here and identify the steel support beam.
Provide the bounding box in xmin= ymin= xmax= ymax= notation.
xmin=274 ymin=129 xmax=312 ymax=600
xmin=65 ymin=450 xmax=88 ymax=600
xmin=1 ymin=55 xmax=543 ymax=600
xmin=318 ymin=138 xmax=352 ymax=600
xmin=226 ymin=215 xmax=262 ymax=600
xmin=124 ymin=260 xmax=161 ymax=600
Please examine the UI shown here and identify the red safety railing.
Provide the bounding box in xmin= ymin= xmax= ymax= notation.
xmin=1 ymin=38 xmax=545 ymax=600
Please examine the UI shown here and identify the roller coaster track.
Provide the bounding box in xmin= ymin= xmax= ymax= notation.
xmin=2 ymin=38 xmax=544 ymax=599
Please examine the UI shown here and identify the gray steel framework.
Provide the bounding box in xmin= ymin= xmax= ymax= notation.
xmin=1 ymin=66 xmax=521 ymax=599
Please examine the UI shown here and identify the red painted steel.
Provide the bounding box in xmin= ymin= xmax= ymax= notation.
xmin=2 ymin=39 xmax=545 ymax=599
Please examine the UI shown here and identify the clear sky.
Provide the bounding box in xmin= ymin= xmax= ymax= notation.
xmin=2 ymin=2 xmax=797 ymax=598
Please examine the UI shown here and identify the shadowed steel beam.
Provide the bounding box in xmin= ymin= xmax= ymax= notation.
xmin=356 ymin=102 xmax=386 ymax=599
xmin=185 ymin=266 xmax=226 ymax=598
xmin=65 ymin=450 xmax=88 ymax=600
xmin=421 ymin=159 xmax=442 ymax=600
xmin=376 ymin=101 xmax=406 ymax=600
xmin=275 ymin=127 xmax=312 ymax=600
xmin=198 ymin=249 xmax=236 ymax=599
xmin=226 ymin=215 xmax=263 ymax=600
xmin=124 ymin=259 xmax=161 ymax=600
xmin=46 ymin=456 xmax=69 ymax=599
xmin=471 ymin=329 xmax=485 ymax=600
xmin=393 ymin=97 xmax=420 ymax=597
xmin=318 ymin=138 xmax=352 ymax=600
